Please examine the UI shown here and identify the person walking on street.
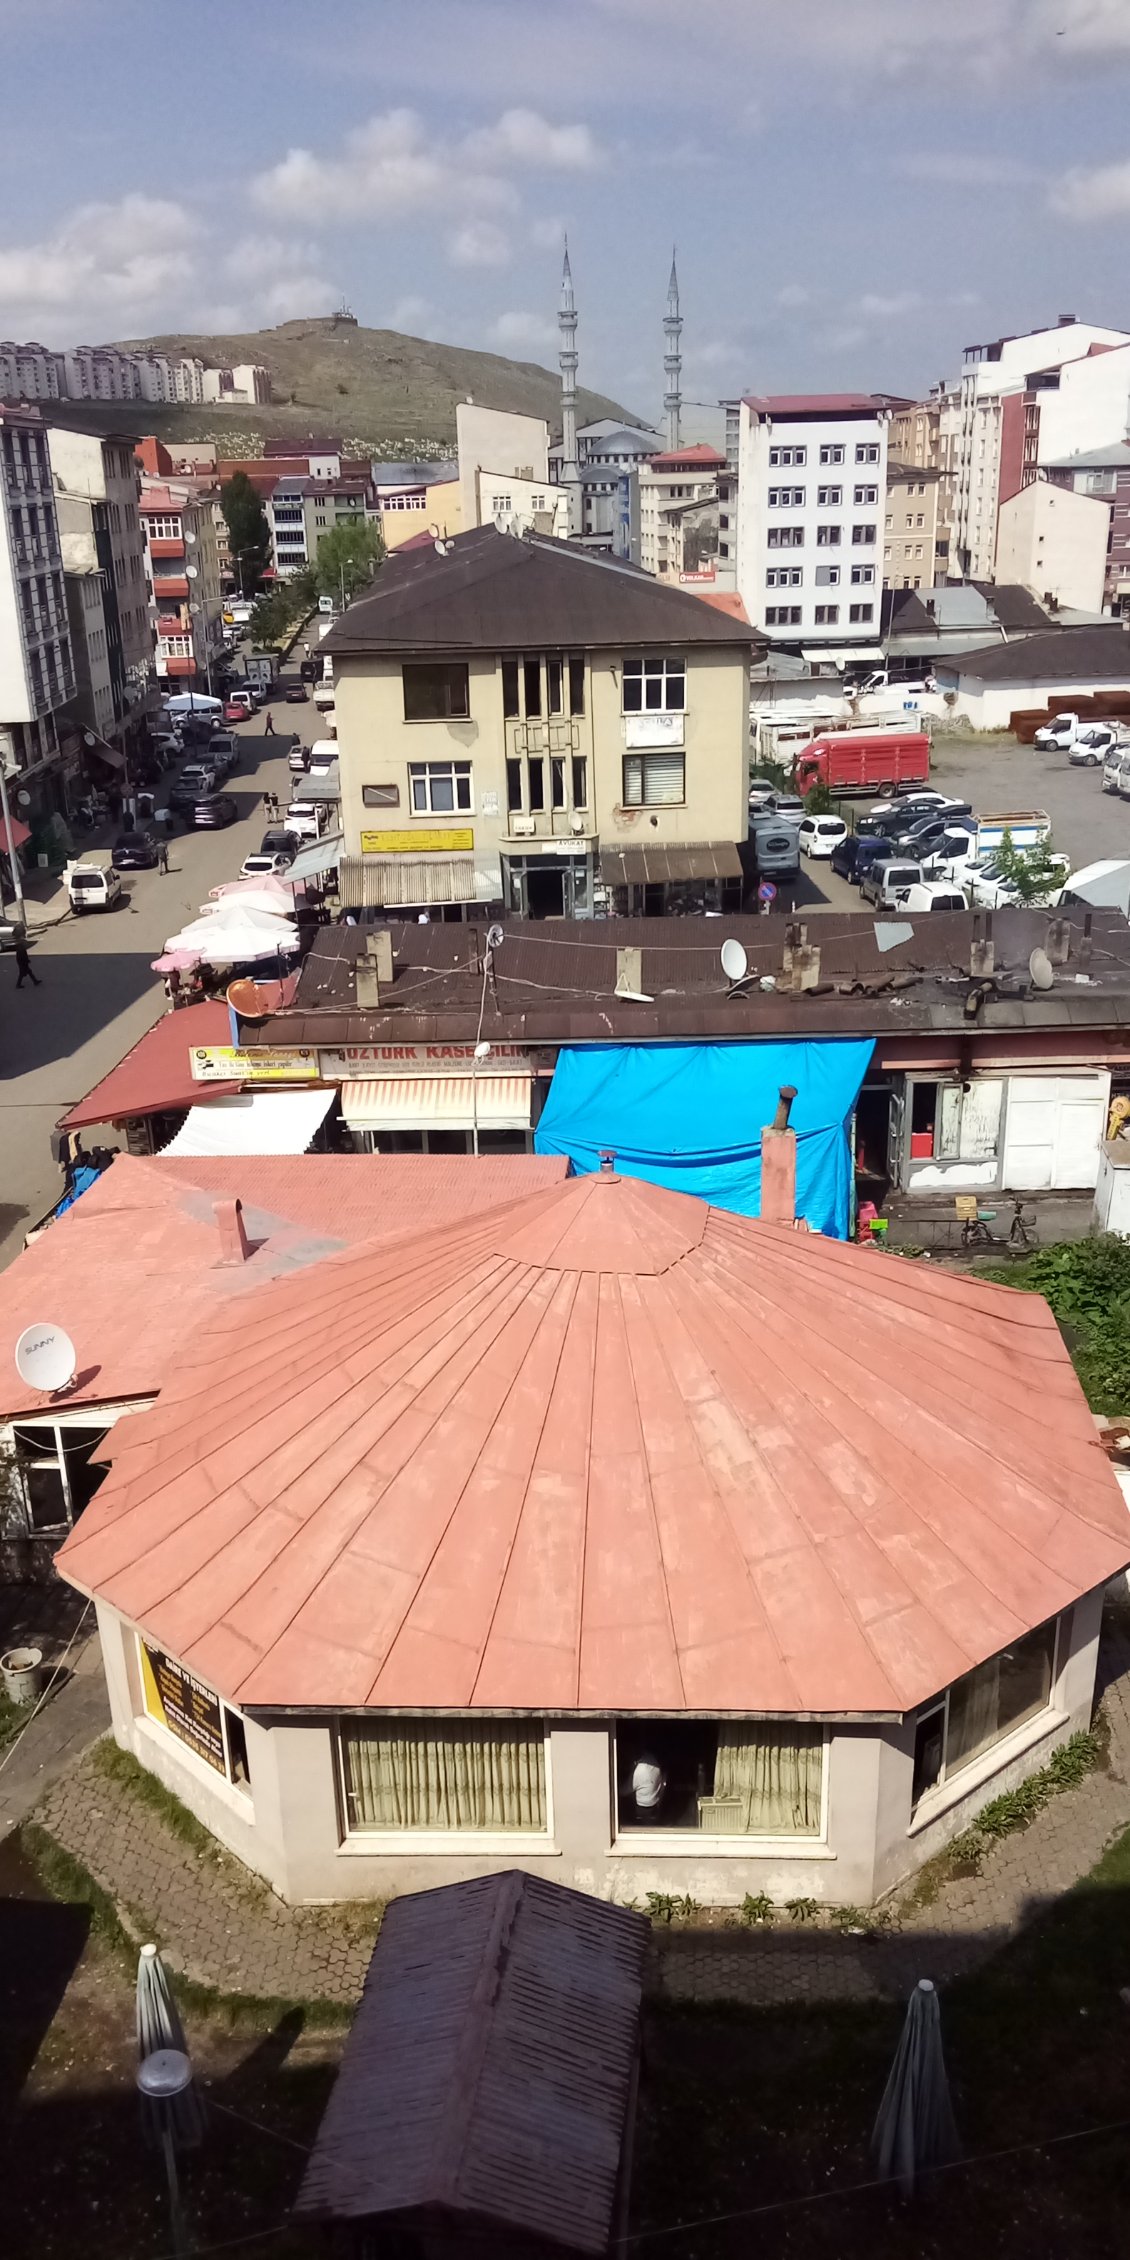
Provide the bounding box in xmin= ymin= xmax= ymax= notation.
xmin=263 ymin=788 xmax=274 ymax=818
xmin=15 ymin=936 xmax=40 ymax=988
xmin=264 ymin=710 xmax=275 ymax=736
xmin=158 ymin=838 xmax=170 ymax=873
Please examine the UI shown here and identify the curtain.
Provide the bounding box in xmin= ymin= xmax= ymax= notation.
xmin=342 ymin=1721 xmax=546 ymax=1833
xmin=714 ymin=1725 xmax=823 ymax=1835
xmin=947 ymin=1658 xmax=1002 ymax=1774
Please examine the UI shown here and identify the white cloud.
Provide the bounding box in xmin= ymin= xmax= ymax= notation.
xmin=895 ymin=151 xmax=1035 ymax=186
xmin=464 ymin=107 xmax=603 ymax=170
xmin=1050 ymin=156 xmax=1130 ymax=218
xmin=775 ymin=282 xmax=811 ymax=309
xmin=0 ymin=195 xmax=200 ymax=324
xmin=489 ymin=310 xmax=555 ymax=349
xmin=449 ymin=220 xmax=511 ymax=267
xmin=252 ymin=107 xmax=515 ymax=224
xmin=857 ymin=290 xmax=921 ymax=316
xmin=384 ymin=295 xmax=432 ymax=332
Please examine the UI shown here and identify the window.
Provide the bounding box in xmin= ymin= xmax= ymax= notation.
xmin=402 ymin=661 xmax=470 ymax=720
xmin=817 ymin=485 xmax=842 ymax=506
xmin=854 ymin=484 xmax=878 ymax=505
xmin=819 ymin=443 xmax=844 ymax=465
xmin=885 ymin=513 xmax=894 ymax=529
xmin=815 ymin=564 xmax=840 ymax=586
xmin=767 ymin=485 xmax=805 ymax=507
xmin=768 ymin=445 xmax=806 ymax=466
xmin=852 ymin=524 xmax=877 ymax=547
xmin=523 ymin=656 xmax=542 ymax=717
xmin=767 ymin=525 xmax=804 ymax=548
xmin=848 ymin=602 xmax=874 ymax=623
xmin=916 ymin=513 xmax=924 ymax=528
xmin=551 ymin=755 xmax=566 ymax=809
xmin=547 ymin=655 xmax=563 ymax=714
xmin=622 ymin=655 xmax=686 ymax=712
xmin=340 ymin=1720 xmax=547 ymax=1833
xmin=814 ymin=604 xmax=839 ymax=625
xmin=572 ymin=754 xmax=588 ymax=807
xmin=615 ymin=1719 xmax=822 ymax=1836
xmin=502 ymin=658 xmax=520 ymax=717
xmin=408 ymin=759 xmax=472 ymax=814
xmin=361 ymin=783 xmax=400 ymax=807
xmin=855 ymin=442 xmax=880 ymax=463
xmin=915 ymin=543 xmax=924 ymax=558
xmin=911 ymin=1619 xmax=1059 ymax=1809
xmin=140 ymin=1640 xmax=251 ymax=1793
xmin=765 ymin=604 xmax=802 ymax=626
xmin=10 ymin=1420 xmax=108 ymax=1531
xmin=850 ymin=564 xmax=875 ymax=585
xmin=816 ymin=525 xmax=841 ymax=547
xmin=506 ymin=757 xmax=523 ymax=812
xmin=568 ymin=653 xmax=585 ymax=716
xmin=527 ymin=756 xmax=545 ymax=811
xmin=766 ymin=566 xmax=802 ymax=587
xmin=622 ymin=750 xmax=685 ymax=804
xmin=145 ymin=515 xmax=182 ymax=539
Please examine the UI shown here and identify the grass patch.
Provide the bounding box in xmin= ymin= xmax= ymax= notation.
xmin=981 ymin=1235 xmax=1130 ymax=1413
xmin=90 ymin=1739 xmax=220 ymax=1858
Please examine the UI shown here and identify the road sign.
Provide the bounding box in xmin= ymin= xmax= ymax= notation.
xmin=758 ymin=881 xmax=778 ymax=903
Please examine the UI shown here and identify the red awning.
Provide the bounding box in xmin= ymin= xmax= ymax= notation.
xmin=58 ymin=998 xmax=236 ymax=1131
xmin=0 ymin=814 xmax=30 ymax=854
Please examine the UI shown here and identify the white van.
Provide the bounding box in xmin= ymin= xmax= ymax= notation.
xmin=798 ymin=815 xmax=847 ymax=860
xmin=859 ymin=858 xmax=925 ymax=910
xmin=66 ymin=860 xmax=123 ymax=914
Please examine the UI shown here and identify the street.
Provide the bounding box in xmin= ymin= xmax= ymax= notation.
xmin=0 ymin=705 xmax=307 ymax=1268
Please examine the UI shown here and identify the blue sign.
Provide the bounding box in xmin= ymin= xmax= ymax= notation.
xmin=758 ymin=881 xmax=778 ymax=903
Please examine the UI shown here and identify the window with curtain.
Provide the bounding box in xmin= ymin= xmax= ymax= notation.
xmin=340 ymin=1721 xmax=547 ymax=1833
xmin=911 ymin=1616 xmax=1059 ymax=1809
xmin=615 ymin=1720 xmax=823 ymax=1836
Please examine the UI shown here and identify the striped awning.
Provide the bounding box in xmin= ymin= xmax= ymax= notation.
xmin=600 ymin=842 xmax=743 ymax=887
xmin=340 ymin=854 xmax=500 ymax=909
xmin=342 ymin=1074 xmax=532 ymax=1133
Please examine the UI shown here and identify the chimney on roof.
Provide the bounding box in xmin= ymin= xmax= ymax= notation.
xmin=1045 ymin=916 xmax=1071 ymax=966
xmin=761 ymin=1086 xmax=798 ymax=1225
xmin=215 ymin=1197 xmax=250 ymax=1265
xmin=1058 ymin=314 xmax=1077 ymax=327
xmin=969 ymin=911 xmax=994 ymax=980
xmin=356 ymin=926 xmax=393 ymax=1005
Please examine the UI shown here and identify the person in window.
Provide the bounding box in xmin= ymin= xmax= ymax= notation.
xmin=631 ymin=1754 xmax=667 ymax=1817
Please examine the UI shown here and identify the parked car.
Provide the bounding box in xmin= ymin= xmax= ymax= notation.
xmin=285 ymin=800 xmax=322 ymax=839
xmin=260 ymin=827 xmax=298 ymax=861
xmin=285 ymin=682 xmax=309 ymax=704
xmin=222 ymin=699 xmax=249 ymax=726
xmin=828 ymin=833 xmax=889 ymax=885
xmin=66 ymin=860 xmax=124 ymax=913
xmin=226 ymin=688 xmax=255 ymax=716
xmin=169 ymin=764 xmax=217 ymax=808
xmin=764 ymin=791 xmax=805 ymax=819
xmin=859 ymin=797 xmax=971 ymax=840
xmin=1103 ymin=748 xmax=1130 ymax=797
xmin=289 ymin=742 xmax=310 ymax=775
xmin=240 ymin=851 xmax=295 ymax=880
xmin=747 ymin=775 xmax=778 ymax=812
xmin=190 ymin=793 xmax=238 ymax=829
xmin=865 ymin=789 xmax=963 ymax=821
xmin=1069 ymin=725 xmax=1118 ymax=768
xmin=110 ymin=830 xmax=159 ymax=871
xmin=151 ymin=730 xmax=182 ymax=763
xmin=799 ymin=814 xmax=848 ymax=859
xmin=307 ymin=742 xmax=338 ymax=778
xmin=919 ymin=827 xmax=987 ymax=884
xmin=897 ymin=882 xmax=969 ymax=913
xmin=890 ymin=813 xmax=976 ymax=859
xmin=859 ymin=858 xmax=926 ymax=910
xmin=208 ymin=733 xmax=238 ymax=772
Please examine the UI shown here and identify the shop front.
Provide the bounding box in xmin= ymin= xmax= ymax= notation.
xmin=324 ymin=1041 xmax=541 ymax=1155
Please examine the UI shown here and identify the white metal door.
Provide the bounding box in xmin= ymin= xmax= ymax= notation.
xmin=1002 ymin=1073 xmax=1110 ymax=1190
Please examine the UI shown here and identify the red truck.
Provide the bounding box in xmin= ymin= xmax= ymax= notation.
xmin=794 ymin=730 xmax=930 ymax=797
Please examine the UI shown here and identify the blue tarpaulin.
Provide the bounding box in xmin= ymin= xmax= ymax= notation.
xmin=534 ymin=1040 xmax=875 ymax=1239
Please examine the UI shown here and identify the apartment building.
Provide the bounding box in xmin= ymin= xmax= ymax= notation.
xmin=950 ymin=318 xmax=1130 ymax=578
xmin=884 ymin=462 xmax=942 ymax=590
xmin=0 ymin=406 xmax=77 ymax=829
xmin=268 ymin=475 xmax=381 ymax=578
xmin=324 ymin=524 xmax=752 ymax=920
xmin=639 ymin=444 xmax=725 ymax=580
xmin=48 ymin=425 xmax=153 ymax=750
xmin=2 ymin=340 xmax=270 ymax=409
xmin=0 ymin=341 xmax=65 ymax=401
xmin=995 ymin=477 xmax=1110 ymax=615
xmin=1046 ymin=443 xmax=1130 ymax=614
xmin=139 ymin=479 xmax=222 ymax=686
xmin=734 ymin=395 xmax=889 ymax=649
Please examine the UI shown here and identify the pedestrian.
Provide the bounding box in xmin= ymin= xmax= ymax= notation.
xmin=264 ymin=711 xmax=275 ymax=736
xmin=14 ymin=936 xmax=40 ymax=988
xmin=262 ymin=789 xmax=274 ymax=817
xmin=158 ymin=838 xmax=170 ymax=873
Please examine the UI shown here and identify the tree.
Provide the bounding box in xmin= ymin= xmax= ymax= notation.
xmin=992 ymin=827 xmax=1066 ymax=906
xmin=313 ymin=517 xmax=385 ymax=604
xmin=219 ymin=472 xmax=272 ymax=596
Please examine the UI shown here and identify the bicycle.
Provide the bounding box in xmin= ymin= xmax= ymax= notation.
xmin=959 ymin=1198 xmax=1037 ymax=1254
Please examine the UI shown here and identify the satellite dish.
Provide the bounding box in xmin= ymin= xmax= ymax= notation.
xmin=486 ymin=923 xmax=505 ymax=951
xmin=225 ymin=978 xmax=273 ymax=1019
xmin=15 ymin=1323 xmax=77 ymax=1395
xmin=1029 ymin=947 xmax=1055 ymax=991
xmin=185 ymin=564 xmax=199 ymax=581
xmin=183 ymin=528 xmax=197 ymax=545
xmin=720 ymin=938 xmax=748 ymax=983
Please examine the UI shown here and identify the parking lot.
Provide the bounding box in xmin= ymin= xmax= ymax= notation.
xmin=792 ymin=730 xmax=1130 ymax=914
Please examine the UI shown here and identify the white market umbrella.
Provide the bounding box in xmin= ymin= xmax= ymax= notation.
xmin=208 ymin=875 xmax=295 ymax=907
xmin=872 ymin=1978 xmax=959 ymax=2199
xmin=198 ymin=886 xmax=297 ymax=920
xmin=164 ymin=903 xmax=299 ymax=965
xmin=136 ymin=1943 xmax=206 ymax=2148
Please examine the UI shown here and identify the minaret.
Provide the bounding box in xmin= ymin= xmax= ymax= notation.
xmin=664 ymin=249 xmax=683 ymax=450
xmin=558 ymin=240 xmax=580 ymax=530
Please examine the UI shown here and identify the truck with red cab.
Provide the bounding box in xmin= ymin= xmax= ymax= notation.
xmin=794 ymin=730 xmax=930 ymax=797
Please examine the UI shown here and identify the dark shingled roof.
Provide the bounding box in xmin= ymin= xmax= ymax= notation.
xmin=969 ymin=581 xmax=1058 ymax=632
xmin=944 ymin=623 xmax=1130 ymax=685
xmin=323 ymin=523 xmax=760 ymax=657
xmin=295 ymin=1871 xmax=647 ymax=2253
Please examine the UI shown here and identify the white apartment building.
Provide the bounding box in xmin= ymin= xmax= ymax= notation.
xmin=200 ymin=364 xmax=272 ymax=406
xmin=735 ymin=395 xmax=889 ymax=649
xmin=48 ymin=426 xmax=153 ymax=744
xmin=0 ymin=406 xmax=77 ymax=828
xmin=639 ymin=444 xmax=725 ymax=580
xmin=0 ymin=341 xmax=65 ymax=401
xmin=951 ymin=318 xmax=1130 ymax=578
xmin=0 ymin=341 xmax=271 ymax=412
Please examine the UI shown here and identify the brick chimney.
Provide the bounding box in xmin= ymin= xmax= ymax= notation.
xmin=761 ymin=1085 xmax=798 ymax=1225
xmin=215 ymin=1197 xmax=251 ymax=1264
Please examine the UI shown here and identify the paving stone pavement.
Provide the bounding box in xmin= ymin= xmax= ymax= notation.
xmin=27 ymin=1610 xmax=1130 ymax=2014
xmin=0 ymin=1622 xmax=110 ymax=1842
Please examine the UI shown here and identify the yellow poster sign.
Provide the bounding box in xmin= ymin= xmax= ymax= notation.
xmin=360 ymin=828 xmax=473 ymax=855
xmin=189 ymin=1045 xmax=321 ymax=1083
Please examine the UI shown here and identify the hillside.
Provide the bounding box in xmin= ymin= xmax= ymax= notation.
xmin=104 ymin=315 xmax=641 ymax=455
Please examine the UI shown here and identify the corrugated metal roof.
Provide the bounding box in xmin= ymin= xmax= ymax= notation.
xmin=295 ymin=1871 xmax=647 ymax=2252
xmin=59 ymin=999 xmax=234 ymax=1130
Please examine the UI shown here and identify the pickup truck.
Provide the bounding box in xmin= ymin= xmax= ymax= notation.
xmin=66 ymin=860 xmax=124 ymax=914
xmin=1033 ymin=712 xmax=1082 ymax=751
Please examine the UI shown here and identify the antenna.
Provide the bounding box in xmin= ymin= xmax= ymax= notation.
xmin=1028 ymin=946 xmax=1055 ymax=991
xmin=15 ymin=1323 xmax=77 ymax=1395
xmin=720 ymin=938 xmax=748 ymax=983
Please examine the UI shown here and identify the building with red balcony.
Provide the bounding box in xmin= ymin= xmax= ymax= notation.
xmin=139 ymin=478 xmax=223 ymax=687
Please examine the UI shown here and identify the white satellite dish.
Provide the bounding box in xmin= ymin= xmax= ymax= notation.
xmin=184 ymin=564 xmax=199 ymax=581
xmin=15 ymin=1323 xmax=77 ymax=1394
xmin=720 ymin=938 xmax=748 ymax=983
xmin=486 ymin=923 xmax=505 ymax=952
xmin=1029 ymin=947 xmax=1055 ymax=991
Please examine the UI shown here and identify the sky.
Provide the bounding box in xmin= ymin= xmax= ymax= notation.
xmin=3 ymin=0 xmax=1130 ymax=421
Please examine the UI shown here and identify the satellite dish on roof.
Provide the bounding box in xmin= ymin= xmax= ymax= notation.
xmin=486 ymin=924 xmax=505 ymax=952
xmin=15 ymin=1323 xmax=77 ymax=1395
xmin=1029 ymin=947 xmax=1055 ymax=991
xmin=720 ymin=938 xmax=748 ymax=983
xmin=226 ymin=977 xmax=273 ymax=1020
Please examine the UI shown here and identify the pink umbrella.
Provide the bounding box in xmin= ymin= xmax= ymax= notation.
xmin=208 ymin=875 xmax=295 ymax=903
xmin=151 ymin=950 xmax=201 ymax=973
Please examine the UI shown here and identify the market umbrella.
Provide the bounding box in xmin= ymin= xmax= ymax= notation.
xmin=136 ymin=1943 xmax=206 ymax=2147
xmin=208 ymin=875 xmax=296 ymax=906
xmin=872 ymin=1978 xmax=959 ymax=2199
xmin=163 ymin=904 xmax=300 ymax=965
xmin=151 ymin=949 xmax=201 ymax=973
xmin=198 ymin=886 xmax=296 ymax=920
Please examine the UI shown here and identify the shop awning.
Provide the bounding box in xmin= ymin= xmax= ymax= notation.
xmin=59 ymin=999 xmax=235 ymax=1130
xmin=0 ymin=814 xmax=31 ymax=854
xmin=159 ymin=1087 xmax=335 ymax=1157
xmin=339 ymin=854 xmax=500 ymax=909
xmin=800 ymin=644 xmax=885 ymax=664
xmin=87 ymin=741 xmax=126 ymax=770
xmin=600 ymin=842 xmax=743 ymax=887
xmin=289 ymin=831 xmax=344 ymax=882
xmin=342 ymin=1074 xmax=532 ymax=1134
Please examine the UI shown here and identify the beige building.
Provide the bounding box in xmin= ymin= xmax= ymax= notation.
xmin=639 ymin=444 xmax=725 ymax=580
xmin=884 ymin=462 xmax=942 ymax=590
xmin=380 ymin=478 xmax=462 ymax=552
xmin=456 ymin=403 xmax=550 ymax=529
xmin=995 ymin=476 xmax=1111 ymax=615
xmin=325 ymin=524 xmax=753 ymax=919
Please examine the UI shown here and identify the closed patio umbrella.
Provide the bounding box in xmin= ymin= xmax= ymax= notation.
xmin=136 ymin=1943 xmax=206 ymax=2147
xmin=872 ymin=1977 xmax=959 ymax=2198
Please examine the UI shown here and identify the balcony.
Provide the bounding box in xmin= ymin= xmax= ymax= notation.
xmin=148 ymin=537 xmax=185 ymax=561
xmin=152 ymin=575 xmax=190 ymax=601
xmin=161 ymin=653 xmax=196 ymax=677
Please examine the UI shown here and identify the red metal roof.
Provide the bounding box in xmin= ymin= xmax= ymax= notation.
xmin=693 ymin=589 xmax=751 ymax=622
xmin=648 ymin=444 xmax=726 ymax=468
xmin=744 ymin=394 xmax=884 ymax=418
xmin=57 ymin=1173 xmax=1130 ymax=1719
xmin=59 ymin=1001 xmax=234 ymax=1131
xmin=0 ymin=1151 xmax=568 ymax=1420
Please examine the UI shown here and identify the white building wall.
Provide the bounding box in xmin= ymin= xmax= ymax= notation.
xmin=736 ymin=402 xmax=887 ymax=645
xmin=995 ymin=479 xmax=1110 ymax=614
xmin=952 ymin=321 xmax=1130 ymax=573
xmin=1035 ymin=343 xmax=1130 ymax=465
xmin=456 ymin=404 xmax=550 ymax=532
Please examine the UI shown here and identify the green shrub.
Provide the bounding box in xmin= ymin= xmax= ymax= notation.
xmin=982 ymin=1237 xmax=1130 ymax=1413
xmin=785 ymin=1895 xmax=820 ymax=1923
xmin=739 ymin=1891 xmax=774 ymax=1926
